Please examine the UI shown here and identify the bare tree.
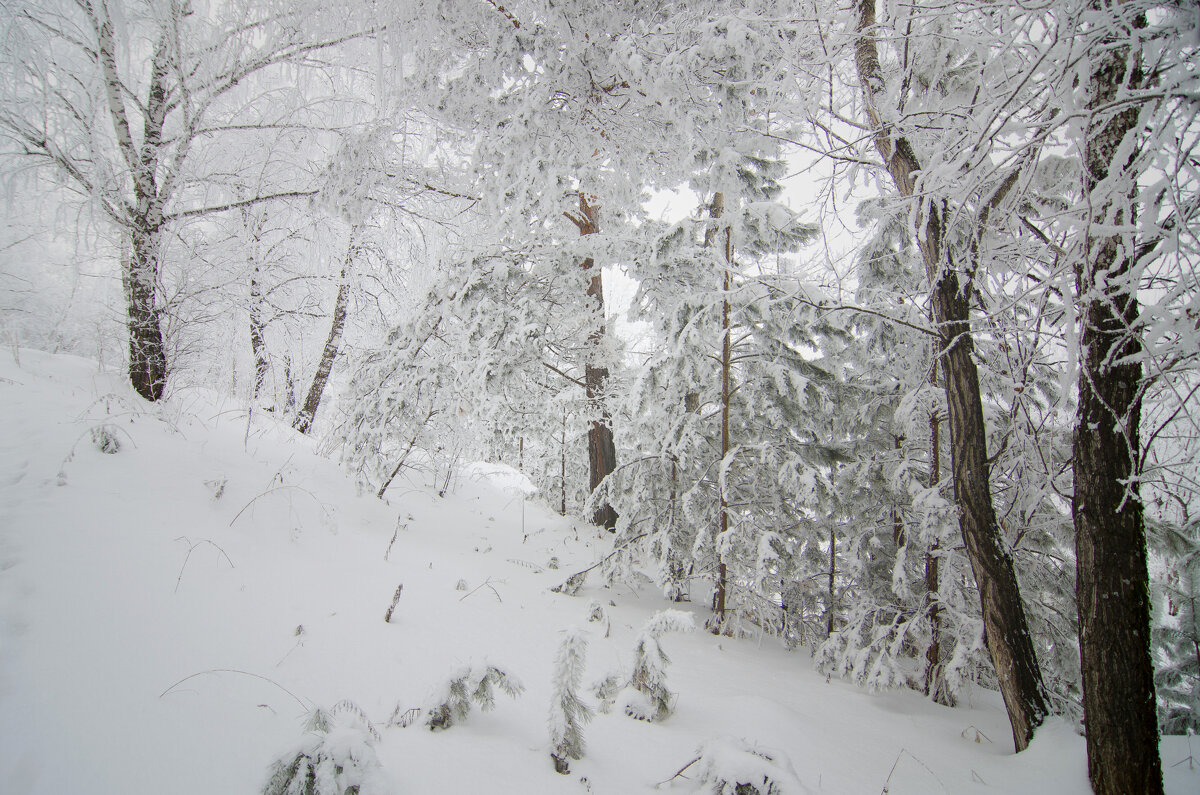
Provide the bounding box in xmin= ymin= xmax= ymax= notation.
xmin=0 ymin=0 xmax=372 ymax=400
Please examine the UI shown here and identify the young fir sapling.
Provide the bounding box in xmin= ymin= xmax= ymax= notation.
xmin=425 ymin=663 xmax=524 ymax=730
xmin=262 ymin=700 xmax=386 ymax=795
xmin=549 ymin=627 xmax=593 ymax=774
xmin=680 ymin=737 xmax=808 ymax=795
xmin=624 ymin=609 xmax=695 ymax=722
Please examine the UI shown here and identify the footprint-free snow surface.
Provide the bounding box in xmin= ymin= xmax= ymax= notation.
xmin=1 ymin=350 xmax=1197 ymax=794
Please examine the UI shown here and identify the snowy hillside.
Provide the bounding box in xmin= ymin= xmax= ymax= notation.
xmin=1 ymin=350 xmax=1196 ymax=794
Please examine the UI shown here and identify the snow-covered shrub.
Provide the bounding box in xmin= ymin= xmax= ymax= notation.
xmin=549 ymin=628 xmax=593 ymax=774
xmin=90 ymin=424 xmax=121 ymax=454
xmin=262 ymin=700 xmax=386 ymax=795
xmin=425 ymin=663 xmax=524 ymax=730
xmin=586 ymin=599 xmax=610 ymax=638
xmin=625 ymin=609 xmax=694 ymax=722
xmin=689 ymin=737 xmax=807 ymax=795
xmin=591 ymin=673 xmax=622 ymax=715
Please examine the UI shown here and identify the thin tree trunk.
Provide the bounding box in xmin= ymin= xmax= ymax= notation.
xmin=855 ymin=0 xmax=1047 ymax=751
xmin=249 ymin=267 xmax=269 ymax=404
xmin=924 ymin=354 xmax=953 ymax=705
xmin=712 ymin=192 xmax=733 ymax=634
xmin=1074 ymin=16 xmax=1162 ymax=792
xmin=560 ymin=409 xmax=568 ymax=516
xmin=826 ymin=516 xmax=837 ymax=638
xmin=294 ymin=233 xmax=356 ymax=435
xmin=892 ymin=434 xmax=905 ymax=547
xmin=566 ymin=195 xmax=618 ymax=530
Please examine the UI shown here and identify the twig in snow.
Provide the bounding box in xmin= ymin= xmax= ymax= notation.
xmin=384 ymin=521 xmax=405 ymax=561
xmin=458 ymin=577 xmax=503 ymax=603
xmin=655 ymin=756 xmax=700 ymax=787
xmin=879 ymin=748 xmax=946 ymax=794
xmin=384 ymin=584 xmax=404 ymax=623
xmin=173 ymin=536 xmax=234 ymax=592
xmin=228 ymin=483 xmax=327 ymax=527
xmin=159 ymin=668 xmax=309 ymax=711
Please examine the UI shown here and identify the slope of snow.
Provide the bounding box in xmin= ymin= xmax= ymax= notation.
xmin=1 ymin=349 xmax=1196 ymax=794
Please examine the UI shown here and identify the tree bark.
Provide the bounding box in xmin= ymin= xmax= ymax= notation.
xmin=294 ymin=233 xmax=356 ymax=434
xmin=123 ymin=230 xmax=168 ymax=402
xmin=249 ymin=267 xmax=269 ymax=404
xmin=855 ymin=0 xmax=1048 ymax=750
xmin=568 ymin=195 xmax=618 ymax=530
xmin=1074 ymin=16 xmax=1162 ymax=793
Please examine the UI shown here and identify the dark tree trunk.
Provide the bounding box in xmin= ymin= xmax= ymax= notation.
xmin=123 ymin=231 xmax=168 ymax=402
xmin=933 ymin=274 xmax=1048 ymax=749
xmin=1074 ymin=21 xmax=1162 ymax=794
xmin=294 ymin=236 xmax=356 ymax=435
xmin=855 ymin=0 xmax=1048 ymax=751
xmin=568 ymin=195 xmax=618 ymax=531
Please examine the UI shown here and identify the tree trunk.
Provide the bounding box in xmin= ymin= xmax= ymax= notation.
xmin=560 ymin=409 xmax=568 ymax=516
xmin=1074 ymin=17 xmax=1162 ymax=793
xmin=924 ymin=355 xmax=953 ymax=706
xmin=826 ymin=513 xmax=837 ymax=638
xmin=568 ymin=195 xmax=618 ymax=530
xmin=855 ymin=0 xmax=1048 ymax=751
xmin=123 ymin=230 xmax=168 ymax=402
xmin=711 ymin=192 xmax=733 ymax=634
xmin=294 ymin=235 xmax=356 ymax=435
xmin=249 ymin=267 xmax=269 ymax=404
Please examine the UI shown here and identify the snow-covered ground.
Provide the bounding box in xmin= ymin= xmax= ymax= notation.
xmin=1 ymin=349 xmax=1196 ymax=794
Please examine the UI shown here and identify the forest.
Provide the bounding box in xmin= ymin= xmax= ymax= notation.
xmin=1 ymin=1 xmax=1197 ymax=793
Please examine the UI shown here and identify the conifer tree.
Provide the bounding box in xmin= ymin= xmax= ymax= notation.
xmin=549 ymin=628 xmax=593 ymax=774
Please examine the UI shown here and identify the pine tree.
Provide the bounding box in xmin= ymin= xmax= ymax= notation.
xmin=625 ymin=609 xmax=695 ymax=722
xmin=549 ymin=628 xmax=593 ymax=774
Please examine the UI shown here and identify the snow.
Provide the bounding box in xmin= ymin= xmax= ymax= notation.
xmin=1 ymin=348 xmax=1197 ymax=794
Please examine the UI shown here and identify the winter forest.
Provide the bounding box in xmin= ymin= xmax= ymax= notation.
xmin=1 ymin=0 xmax=1198 ymax=793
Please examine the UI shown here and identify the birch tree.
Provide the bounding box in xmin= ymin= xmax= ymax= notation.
xmin=0 ymin=0 xmax=373 ymax=400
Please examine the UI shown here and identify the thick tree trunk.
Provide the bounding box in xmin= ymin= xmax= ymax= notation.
xmin=123 ymin=231 xmax=168 ymax=402
xmin=855 ymin=0 xmax=1047 ymax=750
xmin=568 ymin=195 xmax=618 ymax=530
xmin=1074 ymin=20 xmax=1162 ymax=794
xmin=294 ymin=237 xmax=356 ymax=435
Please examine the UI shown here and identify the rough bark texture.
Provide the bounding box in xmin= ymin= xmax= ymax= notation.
xmin=855 ymin=0 xmax=1047 ymax=750
xmin=294 ymin=237 xmax=355 ymax=435
xmin=568 ymin=195 xmax=618 ymax=531
xmin=249 ymin=268 xmax=269 ymax=403
xmin=1074 ymin=20 xmax=1163 ymax=794
xmin=123 ymin=232 xmax=168 ymax=401
xmin=94 ymin=4 xmax=171 ymax=402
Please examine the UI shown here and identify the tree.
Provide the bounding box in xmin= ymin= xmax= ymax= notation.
xmin=852 ymin=0 xmax=1050 ymax=750
xmin=548 ymin=628 xmax=592 ymax=774
xmin=0 ymin=0 xmax=372 ymax=400
xmin=1071 ymin=3 xmax=1162 ymax=790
